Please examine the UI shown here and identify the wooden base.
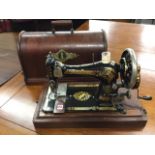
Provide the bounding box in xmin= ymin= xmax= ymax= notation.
xmin=33 ymin=85 xmax=147 ymax=128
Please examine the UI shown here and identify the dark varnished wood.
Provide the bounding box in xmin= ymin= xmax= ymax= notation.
xmin=18 ymin=29 xmax=107 ymax=84
xmin=0 ymin=20 xmax=155 ymax=134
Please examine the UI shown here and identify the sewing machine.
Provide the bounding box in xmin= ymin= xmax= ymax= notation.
xmin=42 ymin=48 xmax=151 ymax=114
xmin=33 ymin=48 xmax=151 ymax=128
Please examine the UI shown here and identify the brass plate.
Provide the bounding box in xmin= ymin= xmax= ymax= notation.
xmin=73 ymin=91 xmax=91 ymax=102
xmin=52 ymin=49 xmax=79 ymax=62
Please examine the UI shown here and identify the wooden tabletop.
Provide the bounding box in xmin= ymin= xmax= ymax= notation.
xmin=0 ymin=20 xmax=155 ymax=134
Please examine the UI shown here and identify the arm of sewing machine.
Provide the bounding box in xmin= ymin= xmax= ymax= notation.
xmin=44 ymin=49 xmax=152 ymax=114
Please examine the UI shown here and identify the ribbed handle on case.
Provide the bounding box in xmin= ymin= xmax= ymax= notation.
xmin=51 ymin=20 xmax=74 ymax=34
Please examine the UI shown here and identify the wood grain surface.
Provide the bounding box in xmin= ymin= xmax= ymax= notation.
xmin=0 ymin=33 xmax=21 ymax=85
xmin=0 ymin=20 xmax=155 ymax=134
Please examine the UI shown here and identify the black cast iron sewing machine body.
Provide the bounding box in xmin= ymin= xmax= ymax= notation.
xmin=41 ymin=48 xmax=152 ymax=115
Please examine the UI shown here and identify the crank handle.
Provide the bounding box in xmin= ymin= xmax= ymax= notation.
xmin=138 ymin=96 xmax=152 ymax=101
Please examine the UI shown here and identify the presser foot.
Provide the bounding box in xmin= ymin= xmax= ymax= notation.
xmin=42 ymin=83 xmax=67 ymax=114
